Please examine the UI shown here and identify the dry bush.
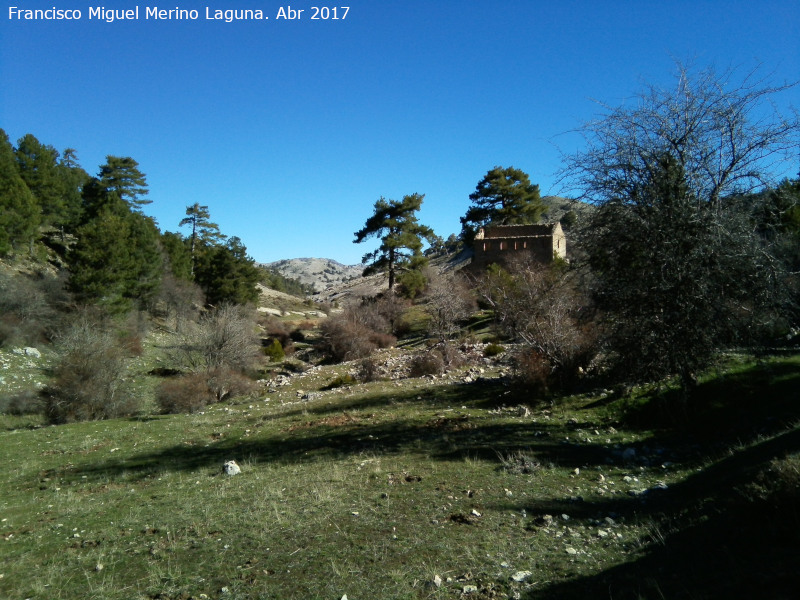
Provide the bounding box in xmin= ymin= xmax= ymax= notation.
xmin=317 ymin=305 xmax=397 ymax=363
xmin=156 ymin=368 xmax=256 ymax=414
xmin=369 ymin=331 xmax=397 ymax=349
xmin=0 ymin=270 xmax=64 ymax=347
xmin=318 ymin=318 xmax=379 ymax=362
xmin=205 ymin=367 xmax=256 ymax=403
xmin=158 ymin=274 xmax=203 ymax=332
xmin=440 ymin=342 xmax=467 ymax=369
xmin=156 ymin=374 xmax=212 ymax=414
xmin=424 ymin=270 xmax=475 ymax=341
xmin=513 ymin=349 xmax=553 ymax=397
xmin=260 ymin=316 xmax=292 ymax=346
xmin=479 ymin=258 xmax=597 ymax=391
xmin=0 ymin=390 xmax=45 ymax=415
xmin=173 ymin=303 xmax=262 ymax=373
xmin=409 ymin=351 xmax=445 ymax=377
xmin=45 ymin=313 xmax=139 ymax=423
xmin=120 ymin=332 xmax=144 ymax=357
xmin=357 ymin=357 xmax=381 ymax=382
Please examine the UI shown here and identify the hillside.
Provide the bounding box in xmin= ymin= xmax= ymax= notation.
xmin=261 ymin=258 xmax=363 ymax=293
xmin=1 ymin=347 xmax=798 ymax=599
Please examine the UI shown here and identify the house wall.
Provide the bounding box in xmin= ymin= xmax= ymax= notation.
xmin=471 ymin=223 xmax=566 ymax=270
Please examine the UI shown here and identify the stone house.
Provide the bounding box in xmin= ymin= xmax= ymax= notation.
xmin=471 ymin=223 xmax=566 ymax=270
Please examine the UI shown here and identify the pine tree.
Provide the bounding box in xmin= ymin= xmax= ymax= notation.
xmin=0 ymin=130 xmax=39 ymax=255
xmin=354 ymin=193 xmax=436 ymax=289
xmin=98 ymin=156 xmax=151 ymax=211
xmin=460 ymin=166 xmax=545 ymax=245
xmin=194 ymin=236 xmax=259 ymax=305
xmin=67 ymin=208 xmax=163 ymax=313
xmin=179 ymin=203 xmax=225 ymax=275
xmin=15 ymin=134 xmax=63 ymax=228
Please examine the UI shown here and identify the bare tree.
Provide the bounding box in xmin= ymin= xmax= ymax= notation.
xmin=424 ymin=269 xmax=475 ymax=341
xmin=559 ymin=62 xmax=799 ymax=389
xmin=479 ymin=258 xmax=594 ymax=384
xmin=173 ymin=303 xmax=261 ymax=373
xmin=560 ymin=62 xmax=799 ymax=206
xmin=45 ymin=310 xmax=139 ymax=423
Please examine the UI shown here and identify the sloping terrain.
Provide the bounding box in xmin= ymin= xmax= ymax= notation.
xmin=261 ymin=258 xmax=363 ymax=293
xmin=1 ymin=350 xmax=798 ymax=600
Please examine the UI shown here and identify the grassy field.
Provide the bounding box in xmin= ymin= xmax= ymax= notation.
xmin=1 ymin=351 xmax=799 ymax=599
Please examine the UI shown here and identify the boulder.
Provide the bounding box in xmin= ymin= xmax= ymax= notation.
xmin=223 ymin=460 xmax=241 ymax=476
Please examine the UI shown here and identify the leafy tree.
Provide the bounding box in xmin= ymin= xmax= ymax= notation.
xmin=194 ymin=236 xmax=260 ymax=306
xmin=179 ymin=203 xmax=225 ymax=275
xmin=460 ymin=166 xmax=545 ymax=244
xmin=0 ymin=130 xmax=39 ymax=255
xmin=125 ymin=213 xmax=164 ymax=308
xmin=564 ymin=63 xmax=800 ymax=390
xmin=354 ymin=193 xmax=436 ymax=289
xmin=97 ymin=156 xmax=151 ymax=211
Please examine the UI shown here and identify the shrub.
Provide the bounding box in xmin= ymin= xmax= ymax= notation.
xmin=0 ymin=390 xmax=45 ymax=415
xmin=205 ymin=367 xmax=256 ymax=403
xmin=513 ymin=349 xmax=552 ymax=397
xmin=409 ymin=351 xmax=445 ymax=377
xmin=322 ymin=373 xmax=357 ymax=390
xmin=263 ymin=338 xmax=285 ymax=362
xmin=484 ymin=342 xmax=505 ymax=357
xmin=156 ymin=374 xmax=212 ymax=414
xmin=750 ymin=454 xmax=800 ymax=508
xmin=439 ymin=342 xmax=466 ymax=369
xmin=45 ymin=315 xmax=139 ymax=423
xmin=357 ymin=357 xmax=381 ymax=383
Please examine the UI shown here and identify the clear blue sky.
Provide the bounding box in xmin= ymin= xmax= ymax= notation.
xmin=2 ymin=0 xmax=798 ymax=265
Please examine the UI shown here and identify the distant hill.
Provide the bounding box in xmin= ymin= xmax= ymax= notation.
xmin=261 ymin=258 xmax=363 ymax=293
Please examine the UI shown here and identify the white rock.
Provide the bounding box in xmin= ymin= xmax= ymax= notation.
xmin=511 ymin=570 xmax=532 ymax=582
xmin=223 ymin=460 xmax=241 ymax=476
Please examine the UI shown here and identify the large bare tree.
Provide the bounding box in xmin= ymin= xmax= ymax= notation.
xmin=560 ymin=63 xmax=799 ymax=389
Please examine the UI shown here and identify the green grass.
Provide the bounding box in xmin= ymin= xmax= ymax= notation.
xmin=1 ymin=353 xmax=799 ymax=599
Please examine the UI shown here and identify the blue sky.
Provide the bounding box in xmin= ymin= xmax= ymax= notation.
xmin=2 ymin=0 xmax=798 ymax=265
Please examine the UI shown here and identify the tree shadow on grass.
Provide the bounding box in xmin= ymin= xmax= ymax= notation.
xmin=72 ymin=378 xmax=630 ymax=483
xmin=619 ymin=359 xmax=800 ymax=442
xmin=74 ymin=415 xmax=622 ymax=482
xmin=503 ymin=426 xmax=800 ymax=600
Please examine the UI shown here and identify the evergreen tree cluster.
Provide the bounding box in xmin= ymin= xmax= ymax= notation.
xmin=258 ymin=267 xmax=315 ymax=298
xmin=0 ymin=129 xmax=260 ymax=312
